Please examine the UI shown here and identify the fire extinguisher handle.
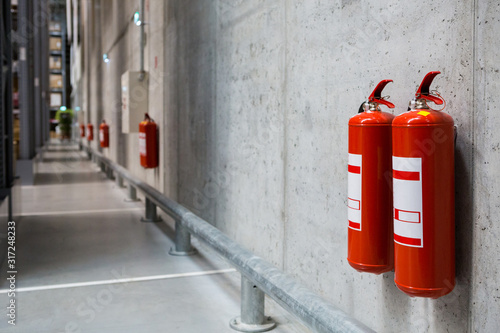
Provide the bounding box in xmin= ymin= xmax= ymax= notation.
xmin=419 ymin=94 xmax=444 ymax=105
xmin=373 ymin=98 xmax=395 ymax=109
xmin=415 ymin=71 xmax=444 ymax=105
xmin=368 ymin=79 xmax=395 ymax=109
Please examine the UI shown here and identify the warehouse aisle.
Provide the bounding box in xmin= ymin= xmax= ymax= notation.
xmin=0 ymin=142 xmax=305 ymax=333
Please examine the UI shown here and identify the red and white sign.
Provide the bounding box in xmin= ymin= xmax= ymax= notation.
xmin=348 ymin=153 xmax=362 ymax=231
xmin=139 ymin=132 xmax=146 ymax=156
xmin=393 ymin=156 xmax=423 ymax=247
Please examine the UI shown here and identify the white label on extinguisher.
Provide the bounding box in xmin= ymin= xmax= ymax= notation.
xmin=348 ymin=153 xmax=362 ymax=231
xmin=393 ymin=156 xmax=423 ymax=248
xmin=99 ymin=130 xmax=104 ymax=143
xmin=139 ymin=132 xmax=146 ymax=157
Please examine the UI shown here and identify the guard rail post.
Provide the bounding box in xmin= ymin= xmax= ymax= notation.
xmin=125 ymin=184 xmax=140 ymax=202
xmin=116 ymin=174 xmax=124 ymax=188
xmin=230 ymin=277 xmax=276 ymax=332
xmin=169 ymin=220 xmax=197 ymax=256
xmin=107 ymin=166 xmax=115 ymax=180
xmin=141 ymin=197 xmax=161 ymax=222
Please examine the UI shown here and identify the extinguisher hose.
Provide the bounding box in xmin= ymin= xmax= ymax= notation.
xmin=425 ymin=90 xmax=447 ymax=112
xmin=144 ymin=113 xmax=155 ymax=122
xmin=358 ymin=102 xmax=366 ymax=113
xmin=358 ymin=101 xmax=371 ymax=113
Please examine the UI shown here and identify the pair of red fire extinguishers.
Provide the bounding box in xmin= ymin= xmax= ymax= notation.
xmin=347 ymin=71 xmax=455 ymax=299
xmin=84 ymin=114 xmax=159 ymax=169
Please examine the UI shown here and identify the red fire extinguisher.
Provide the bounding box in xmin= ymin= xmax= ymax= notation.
xmin=347 ymin=80 xmax=395 ymax=274
xmin=139 ymin=113 xmax=158 ymax=168
xmin=392 ymin=71 xmax=454 ymax=298
xmin=80 ymin=124 xmax=86 ymax=138
xmin=99 ymin=120 xmax=109 ymax=148
xmin=87 ymin=123 xmax=94 ymax=141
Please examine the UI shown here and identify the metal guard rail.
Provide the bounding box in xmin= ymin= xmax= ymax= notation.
xmin=88 ymin=148 xmax=374 ymax=333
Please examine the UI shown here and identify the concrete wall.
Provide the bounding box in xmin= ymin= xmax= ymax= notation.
xmin=80 ymin=0 xmax=500 ymax=331
xmin=82 ymin=0 xmax=170 ymax=193
xmin=471 ymin=2 xmax=500 ymax=332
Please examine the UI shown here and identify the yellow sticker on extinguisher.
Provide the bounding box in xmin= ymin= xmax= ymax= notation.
xmin=418 ymin=111 xmax=430 ymax=116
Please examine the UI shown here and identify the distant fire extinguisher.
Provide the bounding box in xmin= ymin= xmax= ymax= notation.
xmin=80 ymin=124 xmax=86 ymax=138
xmin=347 ymin=80 xmax=395 ymax=274
xmin=392 ymin=71 xmax=454 ymax=298
xmin=99 ymin=120 xmax=109 ymax=148
xmin=87 ymin=123 xmax=94 ymax=141
xmin=139 ymin=113 xmax=158 ymax=168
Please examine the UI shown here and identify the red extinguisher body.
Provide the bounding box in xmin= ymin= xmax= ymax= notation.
xmin=347 ymin=80 xmax=395 ymax=274
xmin=80 ymin=124 xmax=86 ymax=138
xmin=392 ymin=71 xmax=455 ymax=298
xmin=139 ymin=114 xmax=158 ymax=168
xmin=87 ymin=124 xmax=94 ymax=141
xmin=99 ymin=121 xmax=109 ymax=148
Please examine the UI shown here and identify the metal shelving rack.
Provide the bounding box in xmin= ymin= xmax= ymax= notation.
xmin=16 ymin=0 xmax=50 ymax=184
xmin=48 ymin=3 xmax=68 ymax=134
xmin=49 ymin=27 xmax=64 ymax=120
xmin=0 ymin=0 xmax=14 ymax=198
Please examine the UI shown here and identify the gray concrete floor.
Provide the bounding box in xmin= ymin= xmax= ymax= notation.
xmin=0 ymin=143 xmax=308 ymax=333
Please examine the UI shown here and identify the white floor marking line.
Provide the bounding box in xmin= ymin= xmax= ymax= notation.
xmin=20 ymin=207 xmax=143 ymax=217
xmin=0 ymin=269 xmax=237 ymax=293
xmin=21 ymin=180 xmax=111 ymax=190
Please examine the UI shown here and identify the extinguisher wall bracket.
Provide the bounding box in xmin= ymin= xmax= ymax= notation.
xmin=368 ymin=79 xmax=395 ymax=109
xmin=415 ymin=71 xmax=444 ymax=105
